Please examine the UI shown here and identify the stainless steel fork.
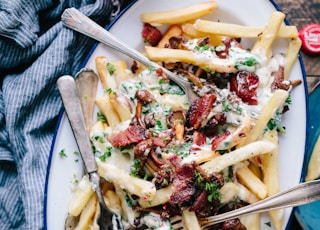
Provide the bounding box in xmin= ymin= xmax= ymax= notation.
xmin=170 ymin=179 xmax=320 ymax=229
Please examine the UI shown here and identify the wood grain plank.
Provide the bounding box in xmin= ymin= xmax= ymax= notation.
xmin=276 ymin=0 xmax=320 ymax=77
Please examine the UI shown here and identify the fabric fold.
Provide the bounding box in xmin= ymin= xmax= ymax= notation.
xmin=0 ymin=0 xmax=128 ymax=229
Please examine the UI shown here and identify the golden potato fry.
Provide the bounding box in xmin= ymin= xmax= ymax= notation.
xmin=68 ymin=175 xmax=94 ymax=216
xmin=182 ymin=23 xmax=222 ymax=46
xmin=95 ymin=56 xmax=118 ymax=90
xmin=252 ymin=11 xmax=285 ymax=58
xmin=201 ymin=141 xmax=275 ymax=174
xmin=140 ymin=1 xmax=218 ymax=25
xmin=236 ymin=164 xmax=268 ymax=200
xmin=306 ymin=135 xmax=320 ymax=181
xmin=194 ymin=19 xmax=298 ymax=39
xmin=239 ymin=89 xmax=289 ymax=147
xmin=182 ymin=209 xmax=201 ymax=230
xmin=75 ymin=194 xmax=97 ymax=230
xmin=145 ymin=46 xmax=237 ymax=73
xmin=157 ymin=24 xmax=183 ymax=48
xmin=95 ymin=94 xmax=121 ymax=128
xmin=284 ymin=38 xmax=302 ymax=80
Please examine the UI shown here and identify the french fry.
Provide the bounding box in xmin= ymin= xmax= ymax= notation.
xmin=75 ymin=194 xmax=97 ymax=230
xmin=90 ymin=120 xmax=108 ymax=133
xmin=194 ymin=19 xmax=298 ymax=39
xmin=109 ymin=60 xmax=130 ymax=87
xmin=201 ymin=141 xmax=275 ymax=174
xmin=219 ymin=182 xmax=239 ymax=204
xmin=305 ymin=135 xmax=320 ymax=181
xmin=181 ymin=149 xmax=220 ymax=165
xmin=95 ymin=56 xmax=118 ymax=90
xmin=240 ymin=214 xmax=260 ymax=230
xmin=114 ymin=185 xmax=137 ymax=226
xmin=140 ymin=1 xmax=218 ymax=25
xmin=138 ymin=185 xmax=173 ymax=208
xmin=261 ymin=129 xmax=283 ymax=230
xmin=95 ymin=94 xmax=121 ymax=128
xmin=157 ymin=24 xmax=183 ymax=48
xmin=236 ymin=164 xmax=268 ymax=200
xmin=182 ymin=23 xmax=222 ymax=46
xmin=145 ymin=46 xmax=237 ymax=73
xmin=284 ymin=38 xmax=302 ymax=80
xmin=97 ymin=161 xmax=156 ymax=201
xmin=182 ymin=209 xmax=201 ymax=230
xmin=104 ymin=190 xmax=122 ymax=215
xmin=68 ymin=175 xmax=94 ymax=216
xmin=109 ymin=94 xmax=132 ymax=122
xmin=252 ymin=11 xmax=285 ymax=58
xmin=236 ymin=182 xmax=259 ymax=204
xmin=238 ymin=89 xmax=289 ymax=147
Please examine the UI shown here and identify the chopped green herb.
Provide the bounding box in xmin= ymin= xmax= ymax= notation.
xmin=285 ymin=94 xmax=292 ymax=105
xmin=99 ymin=146 xmax=112 ymax=161
xmin=155 ymin=119 xmax=162 ymax=129
xmin=265 ymin=222 xmax=272 ymax=227
xmin=235 ymin=57 xmax=257 ymax=69
xmin=222 ymin=98 xmax=232 ymax=112
xmin=82 ymin=95 xmax=88 ymax=100
xmin=104 ymin=88 xmax=116 ymax=95
xmin=58 ymin=149 xmax=67 ymax=158
xmin=106 ymin=63 xmax=116 ymax=75
xmin=97 ymin=112 xmax=107 ymax=122
xmin=130 ymin=159 xmax=141 ymax=177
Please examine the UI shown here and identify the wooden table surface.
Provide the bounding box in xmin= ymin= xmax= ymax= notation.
xmin=275 ymin=0 xmax=320 ymax=229
xmin=276 ymin=0 xmax=320 ymax=92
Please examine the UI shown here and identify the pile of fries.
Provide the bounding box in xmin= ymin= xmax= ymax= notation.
xmin=65 ymin=1 xmax=303 ymax=229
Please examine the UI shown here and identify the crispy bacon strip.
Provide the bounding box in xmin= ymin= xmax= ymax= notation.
xmin=108 ymin=125 xmax=145 ymax=147
xmin=186 ymin=94 xmax=217 ymax=129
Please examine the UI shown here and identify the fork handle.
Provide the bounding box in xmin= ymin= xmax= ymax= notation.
xmin=61 ymin=8 xmax=198 ymax=102
xmin=201 ymin=180 xmax=320 ymax=228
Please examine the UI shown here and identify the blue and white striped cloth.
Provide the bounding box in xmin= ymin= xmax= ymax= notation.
xmin=0 ymin=0 xmax=130 ymax=229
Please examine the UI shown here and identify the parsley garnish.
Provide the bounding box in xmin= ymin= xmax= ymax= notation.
xmin=195 ymin=171 xmax=222 ymax=202
xmin=99 ymin=146 xmax=112 ymax=161
xmin=265 ymin=222 xmax=272 ymax=227
xmin=97 ymin=112 xmax=106 ymax=122
xmin=106 ymin=63 xmax=116 ymax=75
xmin=58 ymin=149 xmax=67 ymax=158
xmin=130 ymin=159 xmax=141 ymax=177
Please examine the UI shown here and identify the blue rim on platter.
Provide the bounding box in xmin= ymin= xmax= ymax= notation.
xmin=43 ymin=0 xmax=309 ymax=229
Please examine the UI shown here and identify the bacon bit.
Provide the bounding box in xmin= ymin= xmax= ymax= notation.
xmin=108 ymin=125 xmax=145 ymax=147
xmin=153 ymin=129 xmax=175 ymax=147
xmin=211 ymin=131 xmax=231 ymax=151
xmin=230 ymin=71 xmax=259 ymax=105
xmin=170 ymin=164 xmax=196 ymax=205
xmin=192 ymin=131 xmax=206 ymax=146
xmin=216 ymin=37 xmax=243 ymax=59
xmin=190 ymin=190 xmax=209 ymax=212
xmin=142 ymin=23 xmax=162 ymax=47
xmin=271 ymin=66 xmax=286 ymax=91
xmin=167 ymin=154 xmax=182 ymax=168
xmin=186 ymin=94 xmax=217 ymax=129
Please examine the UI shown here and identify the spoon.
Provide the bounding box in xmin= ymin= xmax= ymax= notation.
xmin=64 ymin=68 xmax=99 ymax=230
xmin=61 ymin=7 xmax=199 ymax=102
xmin=57 ymin=75 xmax=123 ymax=230
xmin=75 ymin=68 xmax=98 ymax=134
